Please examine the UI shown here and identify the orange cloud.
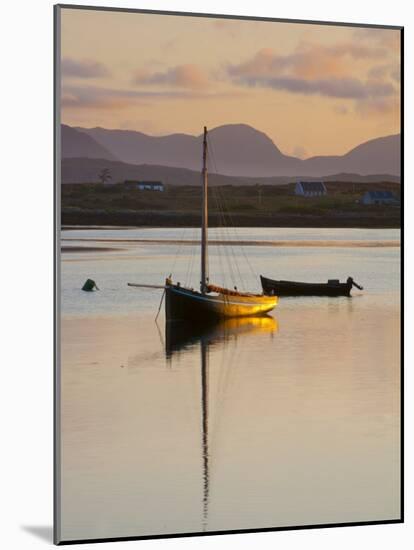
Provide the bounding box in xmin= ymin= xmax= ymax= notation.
xmin=133 ymin=64 xmax=210 ymax=90
xmin=229 ymin=41 xmax=387 ymax=81
xmin=291 ymin=45 xmax=345 ymax=79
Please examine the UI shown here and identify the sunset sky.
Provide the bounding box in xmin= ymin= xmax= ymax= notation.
xmin=60 ymin=7 xmax=401 ymax=158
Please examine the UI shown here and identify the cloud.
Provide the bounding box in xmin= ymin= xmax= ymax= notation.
xmin=227 ymin=42 xmax=386 ymax=82
xmin=232 ymin=74 xmax=395 ymax=100
xmin=368 ymin=64 xmax=390 ymax=79
xmin=61 ymin=85 xmax=244 ymax=110
xmin=226 ymin=43 xmax=398 ymax=100
xmin=61 ymin=86 xmax=159 ymax=110
xmin=327 ymin=42 xmax=386 ymax=60
xmin=353 ymin=28 xmax=400 ymax=53
xmin=228 ymin=48 xmax=290 ymax=78
xmin=368 ymin=63 xmax=401 ymax=83
xmin=133 ymin=64 xmax=210 ymax=90
xmin=61 ymin=89 xmax=139 ymax=110
xmin=354 ymin=97 xmax=399 ymax=117
xmin=61 ymin=57 xmax=110 ymax=79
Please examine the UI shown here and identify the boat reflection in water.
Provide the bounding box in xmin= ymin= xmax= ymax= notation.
xmin=164 ymin=315 xmax=278 ymax=531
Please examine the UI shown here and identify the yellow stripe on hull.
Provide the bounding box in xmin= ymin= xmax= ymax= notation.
xmin=166 ymin=285 xmax=277 ymax=321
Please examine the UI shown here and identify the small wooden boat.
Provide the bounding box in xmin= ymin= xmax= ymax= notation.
xmin=163 ymin=127 xmax=277 ymax=321
xmin=260 ymin=275 xmax=363 ymax=297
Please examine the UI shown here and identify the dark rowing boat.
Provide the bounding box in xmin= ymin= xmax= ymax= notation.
xmin=260 ymin=275 xmax=363 ymax=297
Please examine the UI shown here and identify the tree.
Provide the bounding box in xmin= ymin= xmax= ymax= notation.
xmin=98 ymin=168 xmax=112 ymax=184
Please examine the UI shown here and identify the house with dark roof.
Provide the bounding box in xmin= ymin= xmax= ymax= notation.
xmin=295 ymin=181 xmax=327 ymax=197
xmin=361 ymin=191 xmax=399 ymax=205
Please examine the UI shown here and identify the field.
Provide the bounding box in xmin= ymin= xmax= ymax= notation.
xmin=61 ymin=181 xmax=401 ymax=228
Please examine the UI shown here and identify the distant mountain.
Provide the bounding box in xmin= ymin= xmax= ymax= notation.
xmin=61 ymin=124 xmax=118 ymax=161
xmin=72 ymin=123 xmax=298 ymax=176
xmin=303 ymin=134 xmax=401 ymax=177
xmin=61 ymin=157 xmax=399 ymax=186
xmin=71 ymin=124 xmax=400 ymax=178
xmin=203 ymin=124 xmax=300 ymax=176
xmin=74 ymin=126 xmax=200 ymax=169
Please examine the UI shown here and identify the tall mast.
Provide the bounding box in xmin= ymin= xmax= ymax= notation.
xmin=201 ymin=126 xmax=208 ymax=293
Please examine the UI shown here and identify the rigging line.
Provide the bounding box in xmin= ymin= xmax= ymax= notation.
xmin=207 ymin=135 xmax=258 ymax=283
xmin=185 ymin=173 xmax=202 ymax=287
xmin=184 ymin=226 xmax=194 ymax=286
xmin=211 ymin=185 xmax=237 ymax=288
xmin=211 ymin=187 xmax=227 ymax=286
xmin=207 ymin=138 xmax=247 ymax=291
xmin=170 ymin=224 xmax=189 ymax=277
xmin=208 ymin=176 xmax=238 ymax=288
xmin=219 ymin=186 xmax=258 ymax=281
xmin=190 ymin=196 xmax=202 ymax=287
xmin=155 ymin=317 xmax=165 ymax=350
xmin=214 ymin=182 xmax=257 ymax=286
xmin=213 ymin=183 xmax=245 ymax=290
xmin=211 ymin=187 xmax=229 ymax=288
xmin=186 ymin=230 xmax=197 ymax=288
xmin=155 ymin=289 xmax=165 ymax=321
xmin=220 ymin=207 xmax=239 ymax=288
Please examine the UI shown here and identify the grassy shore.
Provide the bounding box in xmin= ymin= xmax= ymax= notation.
xmin=61 ymin=181 xmax=401 ymax=228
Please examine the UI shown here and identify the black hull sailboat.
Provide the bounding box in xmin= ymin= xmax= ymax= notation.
xmin=165 ymin=283 xmax=277 ymax=321
xmin=164 ymin=127 xmax=277 ymax=321
xmin=129 ymin=127 xmax=277 ymax=319
xmin=260 ymin=275 xmax=363 ymax=297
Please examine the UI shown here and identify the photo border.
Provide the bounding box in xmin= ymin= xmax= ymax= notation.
xmin=53 ymin=4 xmax=404 ymax=545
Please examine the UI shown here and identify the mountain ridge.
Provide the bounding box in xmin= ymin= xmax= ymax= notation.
xmin=61 ymin=124 xmax=118 ymax=161
xmin=62 ymin=123 xmax=400 ymax=178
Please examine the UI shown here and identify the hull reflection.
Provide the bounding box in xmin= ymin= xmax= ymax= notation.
xmin=164 ymin=315 xmax=278 ymax=531
xmin=165 ymin=315 xmax=278 ymax=358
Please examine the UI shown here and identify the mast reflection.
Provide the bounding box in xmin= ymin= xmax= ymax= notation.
xmin=165 ymin=316 xmax=278 ymax=531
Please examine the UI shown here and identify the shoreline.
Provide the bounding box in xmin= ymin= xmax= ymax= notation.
xmin=61 ymin=211 xmax=400 ymax=230
xmin=61 ymin=238 xmax=400 ymax=249
xmin=61 ymin=245 xmax=120 ymax=252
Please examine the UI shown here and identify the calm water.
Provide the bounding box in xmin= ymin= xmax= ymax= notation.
xmin=59 ymin=227 xmax=401 ymax=541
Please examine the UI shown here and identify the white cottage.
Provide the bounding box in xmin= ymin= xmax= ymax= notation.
xmin=295 ymin=181 xmax=327 ymax=197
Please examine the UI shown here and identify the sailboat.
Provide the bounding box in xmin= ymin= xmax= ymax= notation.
xmin=164 ymin=127 xmax=277 ymax=321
